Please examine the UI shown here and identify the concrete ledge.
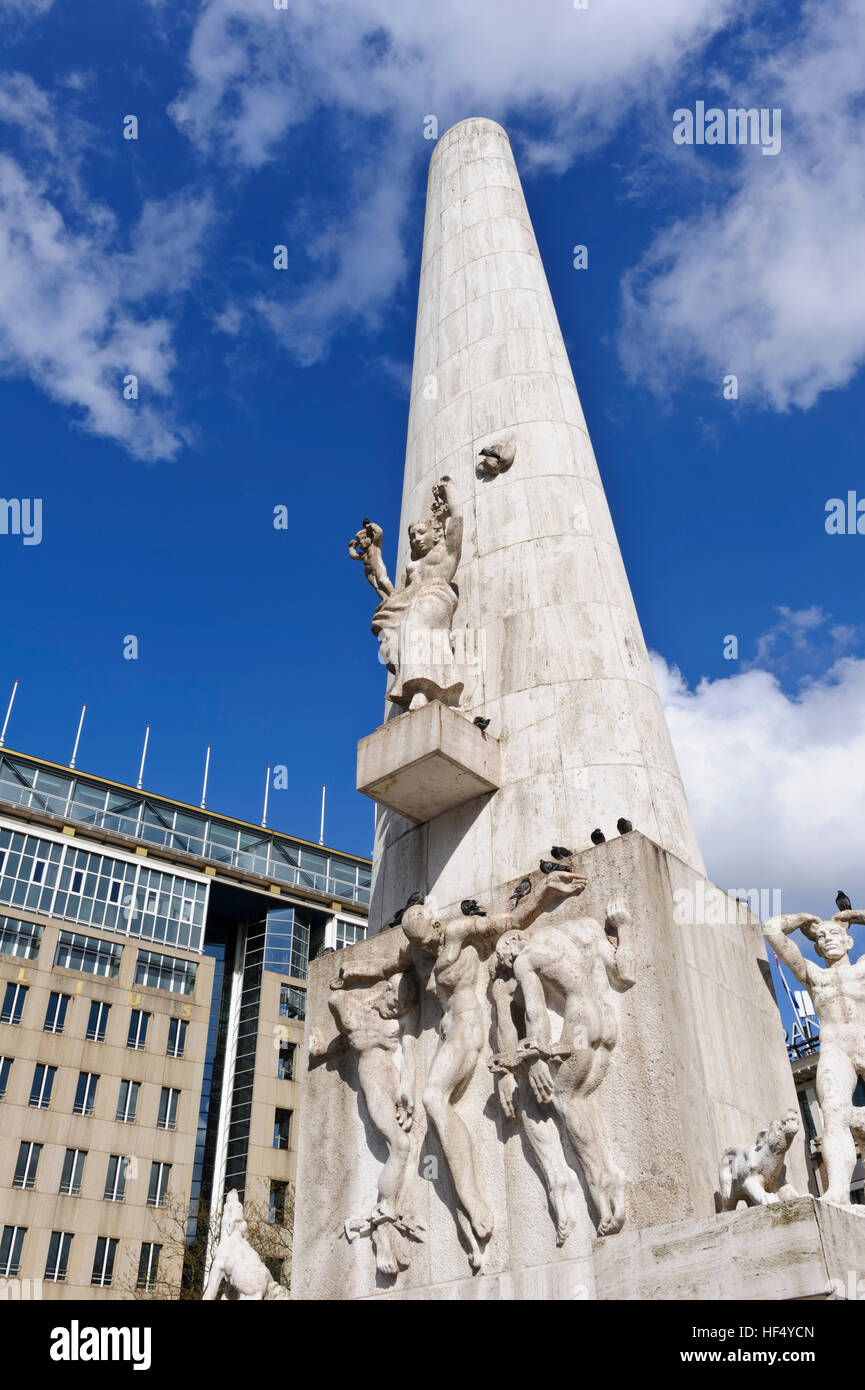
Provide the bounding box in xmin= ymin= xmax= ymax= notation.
xmin=357 ymin=703 xmax=500 ymax=823
xmin=593 ymin=1196 xmax=865 ymax=1301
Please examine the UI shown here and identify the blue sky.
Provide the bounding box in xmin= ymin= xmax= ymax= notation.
xmin=0 ymin=0 xmax=863 ymax=1004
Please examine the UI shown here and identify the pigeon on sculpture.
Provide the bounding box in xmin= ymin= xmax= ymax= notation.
xmin=387 ymin=891 xmax=425 ymax=929
xmin=550 ymin=846 xmax=573 ymax=860
xmin=590 ymin=829 xmax=606 ymax=845
xmin=510 ymin=877 xmax=532 ymax=905
xmin=473 ymin=716 xmax=490 ymax=731
xmin=836 ymin=891 xmax=853 ymax=914
xmin=460 ymin=898 xmax=487 ymax=917
xmin=539 ymin=860 xmax=558 ymax=874
xmin=476 ymin=439 xmax=516 ymax=478
xmin=617 ymin=818 xmax=633 ymax=834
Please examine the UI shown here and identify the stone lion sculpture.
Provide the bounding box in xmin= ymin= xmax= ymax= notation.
xmin=719 ymin=1109 xmax=801 ymax=1211
xmin=202 ymin=1189 xmax=288 ymax=1300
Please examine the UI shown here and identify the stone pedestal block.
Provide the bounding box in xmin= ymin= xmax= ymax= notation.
xmin=357 ymin=702 xmax=500 ymax=823
xmin=593 ymin=1196 xmax=865 ymax=1301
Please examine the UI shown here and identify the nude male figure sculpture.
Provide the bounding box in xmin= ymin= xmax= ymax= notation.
xmin=493 ymin=897 xmax=636 ymax=1235
xmin=764 ymin=907 xmax=865 ymax=1204
xmin=308 ymin=970 xmax=420 ymax=1275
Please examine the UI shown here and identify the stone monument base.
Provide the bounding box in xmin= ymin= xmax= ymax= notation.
xmin=353 ymin=1197 xmax=864 ymax=1300
xmin=594 ymin=1196 xmax=865 ymax=1301
xmin=292 ymin=833 xmax=818 ymax=1301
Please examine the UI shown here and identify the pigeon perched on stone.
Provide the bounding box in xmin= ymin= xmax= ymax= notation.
xmin=550 ymin=846 xmax=573 ymax=860
xmin=590 ymin=829 xmax=606 ymax=845
xmin=387 ymin=890 xmax=425 ymax=929
xmin=479 ymin=447 xmax=501 ymax=461
xmin=617 ymin=818 xmax=633 ymax=834
xmin=473 ymin=716 xmax=490 ymax=731
xmin=460 ymin=898 xmax=487 ymax=917
xmin=837 ymin=891 xmax=852 ymax=914
xmin=510 ymin=877 xmax=532 ymax=905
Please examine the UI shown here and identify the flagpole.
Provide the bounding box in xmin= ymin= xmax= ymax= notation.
xmin=262 ymin=766 xmax=271 ymax=828
xmin=319 ymin=783 xmax=326 ymax=846
xmin=69 ymin=704 xmax=86 ymax=769
xmin=200 ymin=745 xmax=211 ymax=810
xmin=0 ymin=679 xmax=18 ymax=748
xmin=136 ymin=725 xmax=150 ymax=790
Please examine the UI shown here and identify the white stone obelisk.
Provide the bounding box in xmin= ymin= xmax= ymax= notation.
xmin=371 ymin=117 xmax=704 ymax=930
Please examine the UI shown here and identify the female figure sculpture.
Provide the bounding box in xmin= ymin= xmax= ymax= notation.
xmin=349 ymin=477 xmax=463 ymax=710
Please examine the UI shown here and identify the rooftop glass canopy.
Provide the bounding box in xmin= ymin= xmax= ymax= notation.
xmin=0 ymin=751 xmax=371 ymax=908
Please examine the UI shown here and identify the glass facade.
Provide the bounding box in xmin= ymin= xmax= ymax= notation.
xmin=264 ymin=908 xmax=311 ymax=979
xmin=0 ymin=753 xmax=370 ymax=906
xmin=0 ymin=824 xmax=208 ymax=952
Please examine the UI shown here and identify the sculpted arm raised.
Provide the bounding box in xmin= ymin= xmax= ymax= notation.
xmin=763 ymin=914 xmax=822 ymax=987
xmin=598 ymin=897 xmax=636 ymax=989
xmin=476 ymin=871 xmax=587 ymax=946
xmin=432 ymin=476 xmax=463 ymax=566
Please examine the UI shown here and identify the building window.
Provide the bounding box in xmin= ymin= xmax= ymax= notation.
xmin=116 ymin=1078 xmax=140 ymax=1124
xmin=157 ymin=1087 xmax=179 ymax=1132
xmin=273 ymin=1108 xmax=292 ymax=1150
xmin=54 ymin=930 xmax=122 ymax=979
xmin=277 ymin=1040 xmax=295 ymax=1080
xmin=0 ymin=1226 xmax=26 ymax=1278
xmin=278 ymin=984 xmax=306 ymax=1020
xmin=0 ymin=916 xmax=42 ymax=960
xmin=269 ymin=1179 xmax=288 ymax=1224
xmin=13 ymin=1140 xmax=41 ymax=1189
xmin=336 ymin=919 xmax=366 ymax=949
xmin=86 ymin=1000 xmax=110 ymax=1042
xmin=127 ymin=1009 xmax=150 ymax=1050
xmin=134 ymin=949 xmax=197 ymax=996
xmin=0 ymin=980 xmax=27 ymax=1025
xmin=29 ymin=1063 xmax=56 ymax=1109
xmin=147 ymin=1161 xmax=171 ymax=1208
xmin=91 ymin=1236 xmax=118 ymax=1288
xmin=59 ymin=1148 xmax=86 ymax=1196
xmin=137 ymin=1242 xmax=161 ymax=1291
xmin=103 ymin=1154 xmax=129 ymax=1203
xmin=166 ymin=1016 xmax=187 ymax=1058
xmin=73 ymin=1071 xmax=99 ymax=1116
xmin=43 ymin=991 xmax=70 ymax=1035
xmin=0 ymin=1055 xmax=11 ymax=1099
xmin=45 ymin=1231 xmax=73 ymax=1283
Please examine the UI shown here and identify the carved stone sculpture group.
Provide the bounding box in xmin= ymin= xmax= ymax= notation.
xmin=309 ymin=853 xmax=636 ymax=1276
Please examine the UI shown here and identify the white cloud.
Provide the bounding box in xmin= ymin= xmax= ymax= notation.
xmin=169 ymin=0 xmax=738 ymax=361
xmin=0 ymin=154 xmax=212 ymax=460
xmin=0 ymin=0 xmax=54 ymax=13
xmin=653 ymin=651 xmax=865 ymax=917
xmin=620 ymin=0 xmax=865 ymax=410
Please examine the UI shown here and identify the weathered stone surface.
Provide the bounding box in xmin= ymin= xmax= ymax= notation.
xmin=593 ymin=1196 xmax=865 ymax=1301
xmin=357 ymin=702 xmax=500 ymax=823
